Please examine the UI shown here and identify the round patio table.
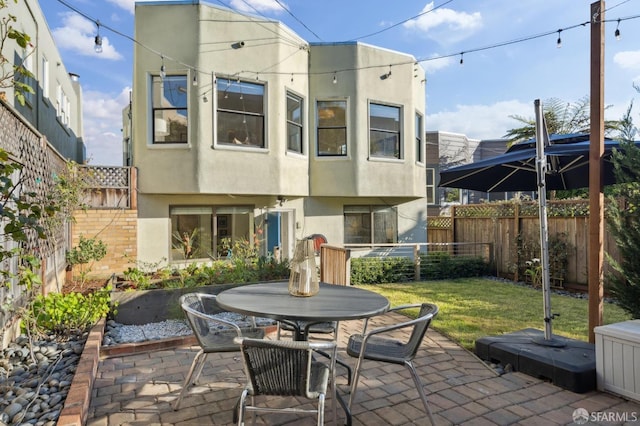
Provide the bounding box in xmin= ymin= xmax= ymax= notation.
xmin=217 ymin=281 xmax=390 ymax=341
xmin=217 ymin=281 xmax=389 ymax=425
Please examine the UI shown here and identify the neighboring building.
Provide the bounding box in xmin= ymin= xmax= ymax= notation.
xmin=427 ymin=131 xmax=529 ymax=215
xmin=129 ymin=1 xmax=427 ymax=264
xmin=1 ymin=0 xmax=85 ymax=163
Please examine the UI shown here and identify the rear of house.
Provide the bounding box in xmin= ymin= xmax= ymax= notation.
xmin=129 ymin=1 xmax=427 ymax=265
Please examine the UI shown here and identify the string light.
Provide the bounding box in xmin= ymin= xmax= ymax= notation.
xmin=94 ymin=21 xmax=103 ymax=54
xmin=332 ymin=73 xmax=337 ymax=84
xmin=192 ymin=73 xmax=198 ymax=86
xmin=54 ymin=0 xmax=640 ymax=88
xmin=160 ymin=55 xmax=166 ymax=79
xmin=459 ymin=52 xmax=464 ymax=65
xmin=615 ymin=18 xmax=621 ymax=40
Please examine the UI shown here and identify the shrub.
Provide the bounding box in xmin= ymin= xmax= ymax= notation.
xmin=420 ymin=252 xmax=490 ymax=280
xmin=350 ymin=257 xmax=413 ymax=285
xmin=26 ymin=286 xmax=115 ymax=334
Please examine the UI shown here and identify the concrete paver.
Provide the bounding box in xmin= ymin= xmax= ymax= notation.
xmin=87 ymin=313 xmax=640 ymax=425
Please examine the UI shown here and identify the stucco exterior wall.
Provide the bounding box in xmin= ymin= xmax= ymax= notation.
xmin=7 ymin=0 xmax=85 ymax=163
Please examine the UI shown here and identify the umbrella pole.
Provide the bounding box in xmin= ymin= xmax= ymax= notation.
xmin=533 ymin=100 xmax=566 ymax=347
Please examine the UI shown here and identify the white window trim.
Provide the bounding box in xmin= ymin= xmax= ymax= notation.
xmin=315 ymin=97 xmax=350 ymax=159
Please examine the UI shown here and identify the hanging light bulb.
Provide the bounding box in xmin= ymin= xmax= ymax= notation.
xmin=203 ymin=94 xmax=208 ymax=103
xmin=459 ymin=52 xmax=464 ymax=65
xmin=332 ymin=73 xmax=337 ymax=84
xmin=94 ymin=35 xmax=103 ymax=54
xmin=192 ymin=73 xmax=198 ymax=86
xmin=291 ymin=73 xmax=294 ymax=83
xmin=94 ymin=22 xmax=103 ymax=54
xmin=160 ymin=56 xmax=166 ymax=79
xmin=615 ymin=19 xmax=621 ymax=40
xmin=556 ymin=30 xmax=562 ymax=48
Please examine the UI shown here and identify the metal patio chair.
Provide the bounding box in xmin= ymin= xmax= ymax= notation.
xmin=346 ymin=303 xmax=439 ymax=425
xmin=173 ymin=292 xmax=265 ymax=410
xmin=234 ymin=337 xmax=337 ymax=426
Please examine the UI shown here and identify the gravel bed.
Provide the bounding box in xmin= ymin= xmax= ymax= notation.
xmin=102 ymin=314 xmax=277 ymax=346
xmin=0 ymin=333 xmax=86 ymax=425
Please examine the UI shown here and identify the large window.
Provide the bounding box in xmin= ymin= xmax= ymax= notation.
xmin=152 ymin=75 xmax=188 ymax=144
xmin=287 ymin=92 xmax=303 ymax=153
xmin=317 ymin=100 xmax=347 ymax=156
xmin=344 ymin=206 xmax=398 ymax=244
xmin=369 ymin=103 xmax=401 ymax=159
xmin=41 ymin=56 xmax=49 ymax=100
xmin=170 ymin=206 xmax=254 ymax=261
xmin=416 ymin=113 xmax=423 ymax=163
xmin=217 ymin=78 xmax=265 ymax=148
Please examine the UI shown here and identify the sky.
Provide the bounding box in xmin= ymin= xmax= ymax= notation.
xmin=38 ymin=0 xmax=640 ymax=166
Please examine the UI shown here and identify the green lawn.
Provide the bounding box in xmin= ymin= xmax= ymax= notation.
xmin=357 ymin=278 xmax=631 ymax=351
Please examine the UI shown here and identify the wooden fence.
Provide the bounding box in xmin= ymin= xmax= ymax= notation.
xmin=427 ymin=200 xmax=619 ymax=289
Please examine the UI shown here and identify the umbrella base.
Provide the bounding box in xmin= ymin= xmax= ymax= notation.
xmin=531 ymin=335 xmax=567 ymax=347
xmin=475 ymin=328 xmax=596 ymax=393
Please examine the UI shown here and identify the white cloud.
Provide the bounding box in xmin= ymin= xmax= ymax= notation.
xmin=52 ymin=13 xmax=123 ymax=60
xmin=229 ymin=0 xmax=284 ymax=13
xmin=421 ymin=55 xmax=454 ymax=74
xmin=403 ymin=1 xmax=482 ymax=43
xmin=613 ymin=50 xmax=640 ymax=71
xmin=82 ymin=87 xmax=130 ymax=166
xmin=107 ymin=0 xmax=135 ymax=14
xmin=426 ymin=100 xmax=531 ymax=140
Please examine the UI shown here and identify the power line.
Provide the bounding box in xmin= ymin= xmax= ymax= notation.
xmin=273 ymin=0 xmax=322 ymax=41
xmin=350 ymin=0 xmax=456 ymax=41
xmin=53 ymin=0 xmax=640 ymax=83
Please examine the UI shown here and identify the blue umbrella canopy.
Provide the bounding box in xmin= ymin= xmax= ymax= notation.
xmin=439 ymin=133 xmax=639 ymax=192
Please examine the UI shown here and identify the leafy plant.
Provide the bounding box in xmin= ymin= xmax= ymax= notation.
xmin=66 ymin=235 xmax=107 ymax=287
xmin=25 ymin=285 xmax=115 ymax=334
xmin=0 ymin=0 xmax=36 ymax=105
xmin=606 ymin=137 xmax=640 ymax=318
xmin=524 ymin=258 xmax=542 ymax=288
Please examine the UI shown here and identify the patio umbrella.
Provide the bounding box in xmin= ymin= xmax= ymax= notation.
xmin=439 ymin=100 xmax=639 ymax=345
xmin=439 ymin=133 xmax=639 ymax=192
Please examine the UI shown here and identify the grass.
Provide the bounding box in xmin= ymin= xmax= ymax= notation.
xmin=357 ymin=278 xmax=631 ymax=351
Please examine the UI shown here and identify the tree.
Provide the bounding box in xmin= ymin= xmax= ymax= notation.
xmin=503 ymin=96 xmax=620 ymax=145
xmin=0 ymin=0 xmax=35 ymax=105
xmin=606 ymin=88 xmax=640 ymax=319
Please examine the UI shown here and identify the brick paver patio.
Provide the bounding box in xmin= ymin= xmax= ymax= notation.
xmin=86 ymin=312 xmax=640 ymax=425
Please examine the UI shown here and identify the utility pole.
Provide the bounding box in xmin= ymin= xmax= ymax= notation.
xmin=588 ymin=0 xmax=605 ymax=343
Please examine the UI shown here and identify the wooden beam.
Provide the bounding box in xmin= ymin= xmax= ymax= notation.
xmin=588 ymin=0 xmax=605 ymax=343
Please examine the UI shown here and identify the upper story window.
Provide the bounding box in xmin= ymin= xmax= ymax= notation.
xmin=41 ymin=56 xmax=49 ymax=100
xmin=152 ymin=75 xmax=188 ymax=144
xmin=287 ymin=92 xmax=303 ymax=154
xmin=369 ymin=103 xmax=401 ymax=159
xmin=216 ymin=78 xmax=265 ymax=148
xmin=317 ymin=100 xmax=347 ymax=156
xmin=416 ymin=113 xmax=424 ymax=163
xmin=426 ymin=168 xmax=435 ymax=205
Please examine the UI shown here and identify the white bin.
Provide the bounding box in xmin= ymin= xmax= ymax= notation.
xmin=594 ymin=320 xmax=640 ymax=402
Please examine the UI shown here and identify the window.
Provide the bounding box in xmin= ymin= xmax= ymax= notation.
xmin=216 ymin=78 xmax=265 ymax=148
xmin=369 ymin=103 xmax=401 ymax=159
xmin=317 ymin=100 xmax=347 ymax=156
xmin=18 ymin=45 xmax=34 ymax=105
xmin=152 ymin=75 xmax=188 ymax=144
xmin=426 ymin=168 xmax=435 ymax=204
xmin=41 ymin=56 xmax=49 ymax=100
xmin=415 ymin=113 xmax=423 ymax=163
xmin=344 ymin=206 xmax=397 ymax=244
xmin=287 ymin=92 xmax=303 ymax=153
xmin=170 ymin=206 xmax=255 ymax=261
